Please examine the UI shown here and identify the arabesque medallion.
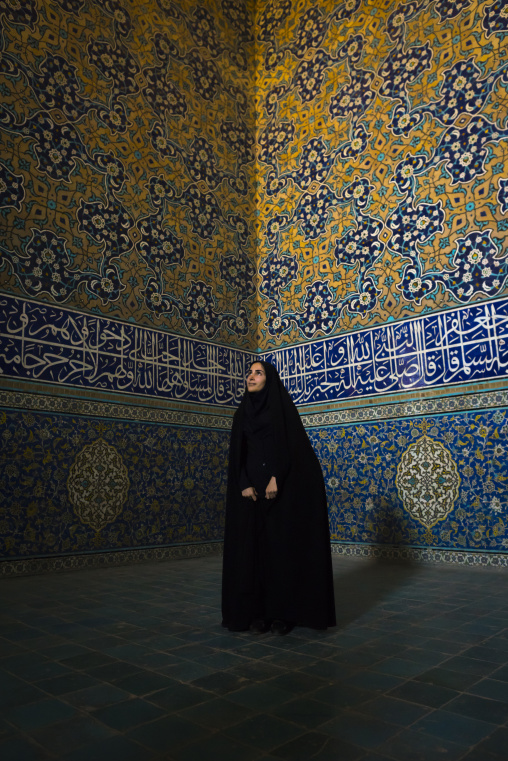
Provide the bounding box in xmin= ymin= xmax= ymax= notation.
xmin=67 ymin=438 xmax=130 ymax=532
xmin=396 ymin=435 xmax=461 ymax=528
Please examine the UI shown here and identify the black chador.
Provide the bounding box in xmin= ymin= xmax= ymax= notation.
xmin=222 ymin=361 xmax=336 ymax=632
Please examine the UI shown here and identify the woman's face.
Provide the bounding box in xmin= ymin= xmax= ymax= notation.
xmin=247 ymin=362 xmax=266 ymax=392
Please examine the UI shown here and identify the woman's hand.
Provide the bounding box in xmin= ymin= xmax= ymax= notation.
xmin=265 ymin=477 xmax=278 ymax=500
xmin=242 ymin=486 xmax=258 ymax=501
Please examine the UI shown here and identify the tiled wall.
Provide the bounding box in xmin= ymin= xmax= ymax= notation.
xmin=0 ymin=0 xmax=256 ymax=348
xmin=254 ymin=0 xmax=508 ymax=556
xmin=0 ymin=295 xmax=253 ymax=562
xmin=2 ymin=0 xmax=508 ymax=568
xmin=308 ymin=406 xmax=508 ymax=552
xmin=264 ymin=296 xmax=508 ymax=554
xmin=0 ymin=407 xmax=230 ymax=558
xmin=254 ymin=0 xmax=508 ymax=349
xmin=0 ymin=0 xmax=255 ymax=566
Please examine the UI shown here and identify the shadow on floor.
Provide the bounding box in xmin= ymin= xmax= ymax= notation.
xmin=332 ymin=557 xmax=421 ymax=629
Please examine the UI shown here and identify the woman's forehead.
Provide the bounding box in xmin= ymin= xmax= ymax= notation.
xmin=250 ymin=362 xmax=265 ymax=373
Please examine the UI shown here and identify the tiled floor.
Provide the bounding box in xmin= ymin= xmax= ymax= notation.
xmin=1 ymin=555 xmax=508 ymax=761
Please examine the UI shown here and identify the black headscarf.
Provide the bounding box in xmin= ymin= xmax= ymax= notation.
xmin=222 ymin=361 xmax=336 ymax=631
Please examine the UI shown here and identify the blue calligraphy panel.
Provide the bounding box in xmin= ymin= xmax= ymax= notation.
xmin=2 ymin=295 xmax=508 ymax=408
xmin=264 ymin=299 xmax=508 ymax=405
xmin=0 ymin=296 xmax=253 ymax=407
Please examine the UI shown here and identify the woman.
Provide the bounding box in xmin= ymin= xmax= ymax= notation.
xmin=222 ymin=361 xmax=336 ymax=634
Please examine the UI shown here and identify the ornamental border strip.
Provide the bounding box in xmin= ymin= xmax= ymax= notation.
xmin=0 ymin=542 xmax=224 ymax=578
xmin=2 ymin=541 xmax=506 ymax=577
xmin=301 ymin=389 xmax=508 ymax=427
xmin=331 ymin=543 xmax=508 ymax=567
xmin=0 ymin=389 xmax=233 ymax=429
xmin=2 ymin=388 xmax=507 ymax=430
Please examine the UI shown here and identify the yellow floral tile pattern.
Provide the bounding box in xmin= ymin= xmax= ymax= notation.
xmin=254 ymin=0 xmax=508 ymax=349
xmin=0 ymin=0 xmax=257 ymax=348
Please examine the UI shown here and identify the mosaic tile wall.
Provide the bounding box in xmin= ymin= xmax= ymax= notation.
xmin=0 ymin=407 xmax=230 ymax=559
xmin=0 ymin=0 xmax=256 ymax=348
xmin=308 ymin=408 xmax=508 ymax=552
xmin=0 ymin=0 xmax=254 ymax=563
xmin=253 ymin=0 xmax=508 ymax=558
xmin=2 ymin=0 xmax=508 ymax=566
xmin=254 ymin=0 xmax=508 ymax=348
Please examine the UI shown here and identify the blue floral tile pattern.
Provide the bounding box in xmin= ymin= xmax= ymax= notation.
xmin=309 ymin=408 xmax=508 ymax=552
xmin=0 ymin=409 xmax=229 ymax=559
